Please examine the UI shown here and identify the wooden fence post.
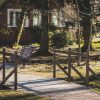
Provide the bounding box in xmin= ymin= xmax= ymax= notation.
xmin=2 ymin=48 xmax=6 ymax=84
xmin=68 ymin=48 xmax=72 ymax=82
xmin=53 ymin=47 xmax=56 ymax=78
xmin=14 ymin=51 xmax=18 ymax=90
xmin=86 ymin=50 xmax=89 ymax=86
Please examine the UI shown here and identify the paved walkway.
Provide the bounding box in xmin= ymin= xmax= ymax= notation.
xmin=4 ymin=73 xmax=99 ymax=100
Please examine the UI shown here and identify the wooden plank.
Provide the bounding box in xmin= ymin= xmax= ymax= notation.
xmin=20 ymin=46 xmax=34 ymax=66
xmin=0 ymin=51 xmax=2 ymax=54
xmin=55 ymin=52 xmax=67 ymax=57
xmin=71 ymin=65 xmax=85 ymax=80
xmin=86 ymin=50 xmax=89 ymax=86
xmin=53 ymin=48 xmax=56 ymax=78
xmin=2 ymin=48 xmax=5 ymax=84
xmin=54 ymin=49 xmax=86 ymax=56
xmin=1 ymin=69 xmax=15 ymax=84
xmin=68 ymin=48 xmax=72 ymax=82
xmin=0 ymin=65 xmax=3 ymax=71
xmin=56 ymin=63 xmax=69 ymax=76
xmin=21 ymin=46 xmax=33 ymax=59
xmin=0 ymin=50 xmax=15 ymax=56
xmin=67 ymin=51 xmax=87 ymax=56
xmin=89 ymin=67 xmax=100 ymax=80
xmin=14 ymin=51 xmax=18 ymax=90
xmin=0 ymin=51 xmax=18 ymax=90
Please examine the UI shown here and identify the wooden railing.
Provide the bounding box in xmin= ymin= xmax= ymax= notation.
xmin=53 ymin=48 xmax=99 ymax=86
xmin=0 ymin=48 xmax=18 ymax=90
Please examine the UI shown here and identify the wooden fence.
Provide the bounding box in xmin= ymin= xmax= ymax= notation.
xmin=0 ymin=48 xmax=18 ymax=90
xmin=53 ymin=48 xmax=99 ymax=86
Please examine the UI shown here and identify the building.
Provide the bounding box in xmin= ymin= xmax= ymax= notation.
xmin=0 ymin=0 xmax=66 ymax=46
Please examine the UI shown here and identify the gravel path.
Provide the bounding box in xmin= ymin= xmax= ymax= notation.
xmin=2 ymin=73 xmax=99 ymax=100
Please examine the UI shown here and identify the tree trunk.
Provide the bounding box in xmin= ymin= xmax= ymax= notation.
xmin=81 ymin=15 xmax=92 ymax=52
xmin=80 ymin=0 xmax=93 ymax=52
xmin=37 ymin=0 xmax=49 ymax=55
xmin=38 ymin=14 xmax=49 ymax=55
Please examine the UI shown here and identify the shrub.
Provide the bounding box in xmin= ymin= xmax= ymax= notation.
xmin=51 ymin=31 xmax=67 ymax=48
xmin=66 ymin=32 xmax=76 ymax=45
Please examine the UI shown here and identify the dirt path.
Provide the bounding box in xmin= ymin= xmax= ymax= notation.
xmin=2 ymin=73 xmax=99 ymax=100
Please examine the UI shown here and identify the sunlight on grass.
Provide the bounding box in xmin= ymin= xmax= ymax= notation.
xmin=0 ymin=39 xmax=100 ymax=94
xmin=0 ymin=90 xmax=50 ymax=100
xmin=89 ymin=81 xmax=100 ymax=88
xmin=92 ymin=42 xmax=100 ymax=49
xmin=92 ymin=88 xmax=100 ymax=93
xmin=90 ymin=81 xmax=100 ymax=93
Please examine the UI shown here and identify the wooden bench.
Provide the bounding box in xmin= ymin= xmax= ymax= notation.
xmin=19 ymin=46 xmax=35 ymax=66
xmin=6 ymin=46 xmax=36 ymax=66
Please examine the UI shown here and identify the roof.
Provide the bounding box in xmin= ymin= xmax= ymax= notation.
xmin=96 ymin=16 xmax=100 ymax=22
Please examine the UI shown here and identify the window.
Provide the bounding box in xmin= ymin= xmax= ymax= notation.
xmin=32 ymin=10 xmax=41 ymax=26
xmin=7 ymin=9 xmax=29 ymax=27
xmin=51 ymin=10 xmax=65 ymax=27
xmin=51 ymin=14 xmax=58 ymax=26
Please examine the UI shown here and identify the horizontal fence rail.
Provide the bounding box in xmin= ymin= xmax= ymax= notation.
xmin=53 ymin=47 xmax=99 ymax=86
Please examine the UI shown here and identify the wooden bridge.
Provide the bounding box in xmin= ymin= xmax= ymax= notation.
xmin=52 ymin=48 xmax=100 ymax=85
xmin=0 ymin=47 xmax=100 ymax=90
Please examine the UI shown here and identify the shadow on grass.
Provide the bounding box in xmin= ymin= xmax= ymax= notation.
xmin=70 ymin=74 xmax=100 ymax=88
xmin=0 ymin=90 xmax=48 ymax=100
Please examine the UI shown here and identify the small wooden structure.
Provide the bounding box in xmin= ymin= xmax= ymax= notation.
xmin=20 ymin=46 xmax=35 ymax=66
xmin=0 ymin=48 xmax=18 ymax=90
xmin=4 ymin=46 xmax=35 ymax=66
xmin=53 ymin=48 xmax=99 ymax=86
xmin=0 ymin=46 xmax=36 ymax=90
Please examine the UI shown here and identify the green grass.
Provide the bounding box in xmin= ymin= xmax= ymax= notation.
xmin=89 ymin=81 xmax=100 ymax=88
xmin=92 ymin=88 xmax=100 ymax=93
xmin=89 ymin=81 xmax=100 ymax=93
xmin=0 ymin=90 xmax=50 ymax=100
xmin=0 ymin=39 xmax=100 ymax=94
xmin=92 ymin=42 xmax=100 ymax=49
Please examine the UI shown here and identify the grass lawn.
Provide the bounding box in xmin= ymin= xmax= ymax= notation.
xmin=92 ymin=88 xmax=100 ymax=93
xmin=0 ymin=90 xmax=50 ymax=100
xmin=89 ymin=81 xmax=100 ymax=93
xmin=0 ymin=37 xmax=100 ymax=94
xmin=16 ymin=61 xmax=100 ymax=92
xmin=92 ymin=41 xmax=100 ymax=49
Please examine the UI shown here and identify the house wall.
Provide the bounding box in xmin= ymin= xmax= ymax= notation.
xmin=0 ymin=0 xmax=65 ymax=46
xmin=0 ymin=3 xmax=33 ymax=46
